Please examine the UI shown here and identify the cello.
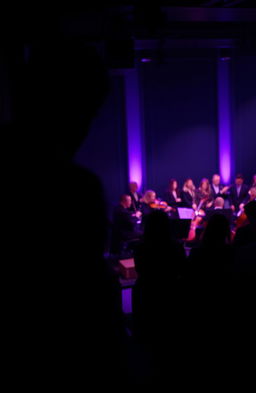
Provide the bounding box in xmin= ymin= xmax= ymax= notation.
xmin=186 ymin=197 xmax=207 ymax=242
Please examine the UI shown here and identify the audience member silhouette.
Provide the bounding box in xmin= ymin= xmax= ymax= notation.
xmin=231 ymin=201 xmax=256 ymax=382
xmin=132 ymin=210 xmax=186 ymax=382
xmin=188 ymin=211 xmax=233 ymax=279
xmin=180 ymin=214 xmax=237 ymax=382
xmin=11 ymin=37 xmax=127 ymax=388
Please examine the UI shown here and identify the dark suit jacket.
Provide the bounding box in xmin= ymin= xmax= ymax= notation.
xmin=210 ymin=184 xmax=226 ymax=199
xmin=229 ymin=184 xmax=249 ymax=211
xmin=205 ymin=208 xmax=234 ymax=226
xmin=164 ymin=190 xmax=181 ymax=207
xmin=113 ymin=205 xmax=138 ymax=241
xmin=140 ymin=202 xmax=154 ymax=217
xmin=128 ymin=191 xmax=142 ymax=212
xmin=181 ymin=191 xmax=194 ymax=208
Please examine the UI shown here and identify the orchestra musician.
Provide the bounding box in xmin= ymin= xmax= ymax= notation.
xmin=210 ymin=174 xmax=230 ymax=200
xmin=195 ymin=178 xmax=214 ymax=210
xmin=111 ymin=194 xmax=142 ymax=254
xmin=205 ymin=197 xmax=234 ymax=227
xmin=187 ymin=195 xmax=234 ymax=243
xmin=236 ymin=185 xmax=256 ymax=214
xmin=248 ymin=185 xmax=256 ymax=201
xmin=181 ymin=178 xmax=197 ymax=210
xmin=140 ymin=190 xmax=156 ymax=216
xmin=233 ymin=200 xmax=256 ymax=248
xmin=128 ymin=181 xmax=142 ymax=212
xmin=140 ymin=190 xmax=172 ymax=218
xmin=229 ymin=174 xmax=249 ymax=213
xmin=213 ymin=196 xmax=225 ymax=210
xmin=164 ymin=178 xmax=182 ymax=208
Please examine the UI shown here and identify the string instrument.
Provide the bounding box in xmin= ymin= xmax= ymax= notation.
xmin=232 ymin=206 xmax=249 ymax=235
xmin=186 ymin=197 xmax=207 ymax=242
xmin=149 ymin=199 xmax=169 ymax=210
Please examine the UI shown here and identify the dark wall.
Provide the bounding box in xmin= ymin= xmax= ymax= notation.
xmin=139 ymin=58 xmax=218 ymax=198
xmin=0 ymin=51 xmax=11 ymax=124
xmin=232 ymin=55 xmax=256 ymax=185
xmin=75 ymin=75 xmax=128 ymax=216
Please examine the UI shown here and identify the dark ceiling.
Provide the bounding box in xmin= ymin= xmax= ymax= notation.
xmin=2 ymin=3 xmax=256 ymax=64
xmin=108 ymin=1 xmax=256 ymax=7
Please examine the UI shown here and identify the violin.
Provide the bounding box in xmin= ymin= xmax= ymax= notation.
xmin=149 ymin=199 xmax=174 ymax=213
xmin=149 ymin=200 xmax=168 ymax=210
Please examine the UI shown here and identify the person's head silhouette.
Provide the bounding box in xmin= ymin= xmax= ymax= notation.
xmin=202 ymin=213 xmax=231 ymax=248
xmin=144 ymin=210 xmax=171 ymax=245
xmin=18 ymin=37 xmax=109 ymax=164
xmin=244 ymin=200 xmax=256 ymax=226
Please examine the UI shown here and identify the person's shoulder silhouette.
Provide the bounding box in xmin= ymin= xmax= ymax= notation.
xmin=10 ymin=37 xmax=128 ymax=387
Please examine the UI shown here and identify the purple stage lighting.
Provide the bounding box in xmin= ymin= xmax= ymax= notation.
xmin=217 ymin=58 xmax=232 ymax=185
xmin=124 ymin=69 xmax=143 ymax=189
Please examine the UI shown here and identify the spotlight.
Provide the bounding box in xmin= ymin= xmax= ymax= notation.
xmin=140 ymin=58 xmax=152 ymax=63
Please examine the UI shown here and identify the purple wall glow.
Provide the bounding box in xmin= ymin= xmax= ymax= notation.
xmin=217 ymin=58 xmax=232 ymax=185
xmin=124 ymin=69 xmax=143 ymax=189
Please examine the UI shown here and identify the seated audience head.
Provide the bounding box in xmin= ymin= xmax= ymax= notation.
xmin=120 ymin=195 xmax=132 ymax=209
xmin=235 ymin=174 xmax=244 ymax=186
xmin=214 ymin=197 xmax=225 ymax=209
xmin=199 ymin=178 xmax=211 ymax=193
xmin=144 ymin=210 xmax=171 ymax=245
xmin=212 ymin=174 xmax=221 ymax=186
xmin=143 ymin=190 xmax=156 ymax=204
xmin=202 ymin=213 xmax=231 ymax=248
xmin=129 ymin=181 xmax=139 ymax=194
xmin=168 ymin=178 xmax=178 ymax=192
xmin=244 ymin=200 xmax=256 ymax=226
xmin=183 ymin=178 xmax=195 ymax=192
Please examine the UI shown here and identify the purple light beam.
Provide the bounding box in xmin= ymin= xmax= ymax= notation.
xmin=217 ymin=58 xmax=232 ymax=184
xmin=124 ymin=69 xmax=143 ymax=189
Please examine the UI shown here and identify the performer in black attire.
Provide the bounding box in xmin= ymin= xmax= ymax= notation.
xmin=229 ymin=174 xmax=249 ymax=212
xmin=128 ymin=181 xmax=142 ymax=212
xmin=205 ymin=197 xmax=234 ymax=227
xmin=112 ymin=195 xmax=142 ymax=254
xmin=181 ymin=178 xmax=197 ymax=209
xmin=236 ymin=185 xmax=256 ymax=213
xmin=140 ymin=190 xmax=157 ymax=217
xmin=195 ymin=178 xmax=214 ymax=210
xmin=233 ymin=200 xmax=256 ymax=248
xmin=164 ymin=178 xmax=182 ymax=208
xmin=248 ymin=185 xmax=256 ymax=202
xmin=210 ymin=174 xmax=230 ymax=200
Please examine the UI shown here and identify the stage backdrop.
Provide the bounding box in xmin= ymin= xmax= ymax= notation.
xmin=139 ymin=57 xmax=219 ymax=198
xmin=232 ymin=55 xmax=256 ymax=185
xmin=75 ymin=55 xmax=256 ymax=212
